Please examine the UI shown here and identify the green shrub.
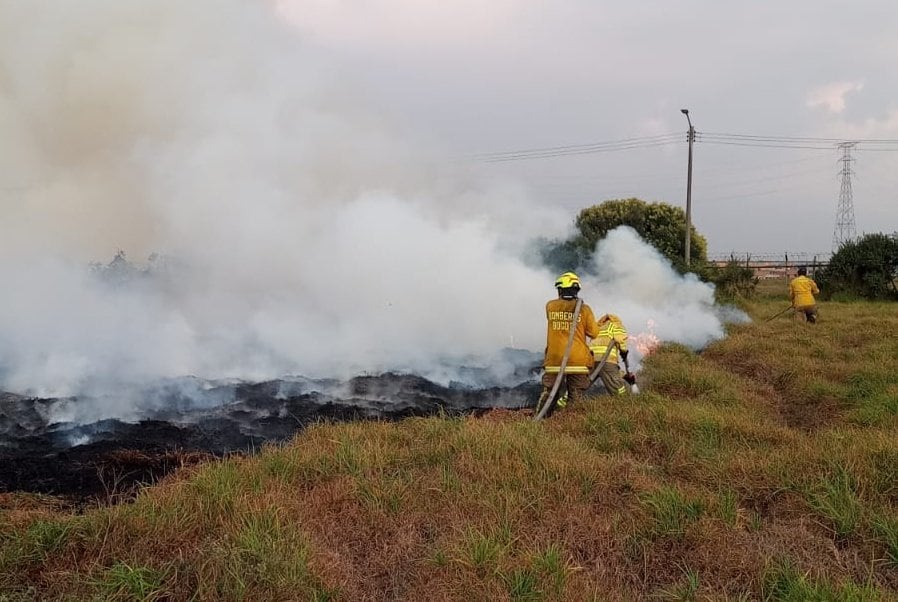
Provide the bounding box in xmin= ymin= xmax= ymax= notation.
xmin=819 ymin=233 xmax=898 ymax=300
xmin=707 ymin=260 xmax=758 ymax=300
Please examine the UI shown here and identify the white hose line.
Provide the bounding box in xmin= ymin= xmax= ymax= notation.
xmin=534 ymin=298 xmax=582 ymax=421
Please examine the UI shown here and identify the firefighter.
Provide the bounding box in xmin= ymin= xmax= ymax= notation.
xmin=789 ymin=266 xmax=820 ymax=323
xmin=589 ymin=313 xmax=630 ymax=396
xmin=535 ymin=272 xmax=599 ymax=416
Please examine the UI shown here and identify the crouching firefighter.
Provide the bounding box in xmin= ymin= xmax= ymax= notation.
xmin=589 ymin=313 xmax=633 ymax=396
xmin=789 ymin=266 xmax=820 ymax=324
xmin=534 ymin=272 xmax=599 ymax=419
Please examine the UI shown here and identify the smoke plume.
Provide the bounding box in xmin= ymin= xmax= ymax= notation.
xmin=587 ymin=227 xmax=748 ymax=362
xmin=0 ymin=1 xmax=743 ymax=413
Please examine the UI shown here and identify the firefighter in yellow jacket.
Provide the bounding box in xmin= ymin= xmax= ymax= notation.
xmin=536 ymin=272 xmax=599 ymax=415
xmin=789 ymin=267 xmax=820 ymax=323
xmin=589 ymin=314 xmax=630 ymax=395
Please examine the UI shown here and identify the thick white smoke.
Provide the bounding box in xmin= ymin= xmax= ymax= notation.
xmin=0 ymin=1 xmax=743 ymax=411
xmin=587 ymin=227 xmax=748 ymax=366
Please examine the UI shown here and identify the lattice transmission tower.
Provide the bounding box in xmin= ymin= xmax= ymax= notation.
xmin=832 ymin=142 xmax=857 ymax=251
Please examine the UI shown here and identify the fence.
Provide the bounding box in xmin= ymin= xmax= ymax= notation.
xmin=709 ymin=253 xmax=830 ymax=279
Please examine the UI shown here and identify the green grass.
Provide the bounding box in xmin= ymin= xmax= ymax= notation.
xmin=807 ymin=465 xmax=863 ymax=539
xmin=762 ymin=560 xmax=880 ymax=601
xmin=94 ymin=562 xmax=169 ymax=601
xmin=641 ymin=487 xmax=704 ymax=539
xmin=531 ymin=543 xmax=570 ymax=596
xmin=716 ymin=488 xmax=739 ymax=527
xmin=458 ymin=527 xmax=506 ymax=574
xmin=503 ymin=566 xmax=542 ymax=602
xmin=2 ymin=294 xmax=898 ymax=599
xmin=871 ymin=514 xmax=898 ymax=566
xmin=21 ymin=518 xmax=76 ymax=562
xmin=869 ymin=449 xmax=898 ymax=498
xmin=654 ymin=566 xmax=700 ymax=601
xmin=691 ymin=417 xmax=724 ymax=458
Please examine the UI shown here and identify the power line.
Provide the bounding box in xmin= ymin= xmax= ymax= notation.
xmin=471 ymin=133 xmax=682 ymax=162
xmin=697 ymin=132 xmax=898 ymax=153
xmin=511 ymin=156 xmax=830 ymax=196
xmin=469 ymin=129 xmax=898 ymax=164
xmin=696 ymin=139 xmax=837 ymax=151
xmin=533 ymin=162 xmax=833 ymax=197
xmin=699 ymin=132 xmax=898 ymax=144
xmin=473 ymin=132 xmax=681 ymax=154
xmin=471 ymin=133 xmax=680 ymax=157
xmin=478 ymin=140 xmax=681 ymax=162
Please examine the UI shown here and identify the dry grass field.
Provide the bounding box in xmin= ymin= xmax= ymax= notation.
xmin=2 ymin=287 xmax=897 ymax=600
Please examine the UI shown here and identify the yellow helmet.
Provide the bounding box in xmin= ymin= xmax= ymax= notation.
xmin=598 ymin=313 xmax=621 ymax=325
xmin=554 ymin=272 xmax=581 ymax=289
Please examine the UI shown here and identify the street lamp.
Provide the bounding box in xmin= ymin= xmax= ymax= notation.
xmin=680 ymin=109 xmax=694 ymax=267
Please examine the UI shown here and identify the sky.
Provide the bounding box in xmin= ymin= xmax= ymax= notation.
xmin=278 ymin=0 xmax=898 ymax=256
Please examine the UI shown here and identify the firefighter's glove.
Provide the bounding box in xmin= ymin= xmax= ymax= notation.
xmin=620 ymin=350 xmax=629 ymax=361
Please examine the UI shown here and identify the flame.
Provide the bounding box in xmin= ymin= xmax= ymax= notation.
xmin=630 ymin=319 xmax=661 ymax=356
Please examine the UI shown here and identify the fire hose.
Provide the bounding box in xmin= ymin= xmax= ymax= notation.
xmin=533 ymin=298 xmax=582 ymax=421
xmin=533 ymin=342 xmax=615 ymax=420
xmin=535 ymin=317 xmax=640 ymax=420
xmin=764 ymin=305 xmax=794 ymax=322
xmin=587 ymin=341 xmax=639 ymax=394
xmin=586 ymin=341 xmax=615 ymax=383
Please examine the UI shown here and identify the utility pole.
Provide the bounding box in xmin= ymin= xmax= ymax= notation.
xmin=680 ymin=109 xmax=695 ymax=266
xmin=832 ymin=142 xmax=857 ymax=251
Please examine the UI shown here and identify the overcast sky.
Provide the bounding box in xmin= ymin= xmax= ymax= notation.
xmin=278 ymin=0 xmax=898 ymax=256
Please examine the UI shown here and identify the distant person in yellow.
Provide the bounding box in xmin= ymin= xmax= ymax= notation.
xmin=536 ymin=272 xmax=599 ymax=415
xmin=789 ymin=266 xmax=820 ymax=323
xmin=589 ymin=314 xmax=630 ymax=395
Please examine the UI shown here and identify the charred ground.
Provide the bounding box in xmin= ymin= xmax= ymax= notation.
xmin=0 ymin=373 xmax=538 ymax=504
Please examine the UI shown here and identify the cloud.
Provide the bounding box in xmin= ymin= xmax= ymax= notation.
xmin=820 ymin=106 xmax=898 ymax=139
xmin=273 ymin=0 xmax=522 ymax=47
xmin=806 ymin=80 xmax=865 ymax=113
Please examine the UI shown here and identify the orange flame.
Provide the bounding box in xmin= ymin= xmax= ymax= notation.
xmin=630 ymin=319 xmax=661 ymax=356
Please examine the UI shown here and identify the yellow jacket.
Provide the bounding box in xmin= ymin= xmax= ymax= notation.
xmin=589 ymin=314 xmax=628 ymax=366
xmin=543 ymin=298 xmax=598 ymax=374
xmin=789 ymin=275 xmax=819 ymax=308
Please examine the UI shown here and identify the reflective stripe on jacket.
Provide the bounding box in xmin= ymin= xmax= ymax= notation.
xmin=543 ymin=298 xmax=598 ymax=373
xmin=589 ymin=317 xmax=628 ymax=366
xmin=544 ymin=365 xmax=590 ymax=374
xmin=789 ymin=275 xmax=819 ymax=308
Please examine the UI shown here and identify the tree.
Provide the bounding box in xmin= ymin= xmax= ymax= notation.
xmin=538 ymin=198 xmax=708 ymax=274
xmin=575 ymin=198 xmax=707 ymax=267
xmin=818 ymin=233 xmax=898 ymax=300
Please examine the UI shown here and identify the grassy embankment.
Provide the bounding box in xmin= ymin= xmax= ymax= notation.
xmin=2 ymin=282 xmax=898 ymax=600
